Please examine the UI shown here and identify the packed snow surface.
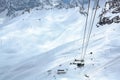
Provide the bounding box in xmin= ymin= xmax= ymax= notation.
xmin=0 ymin=6 xmax=120 ymax=80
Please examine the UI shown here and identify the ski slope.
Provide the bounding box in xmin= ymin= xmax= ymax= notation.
xmin=0 ymin=5 xmax=120 ymax=80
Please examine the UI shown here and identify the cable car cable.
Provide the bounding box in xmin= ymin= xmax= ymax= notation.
xmin=82 ymin=0 xmax=100 ymax=60
xmin=81 ymin=0 xmax=91 ymax=60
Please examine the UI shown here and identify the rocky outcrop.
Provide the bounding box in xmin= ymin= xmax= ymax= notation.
xmin=97 ymin=0 xmax=120 ymax=27
xmin=6 ymin=0 xmax=40 ymax=16
xmin=0 ymin=0 xmax=7 ymax=13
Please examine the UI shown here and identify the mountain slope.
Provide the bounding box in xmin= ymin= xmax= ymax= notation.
xmin=0 ymin=0 xmax=120 ymax=80
xmin=0 ymin=0 xmax=85 ymax=16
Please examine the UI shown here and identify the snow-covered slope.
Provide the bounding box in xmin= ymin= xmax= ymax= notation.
xmin=0 ymin=1 xmax=120 ymax=80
